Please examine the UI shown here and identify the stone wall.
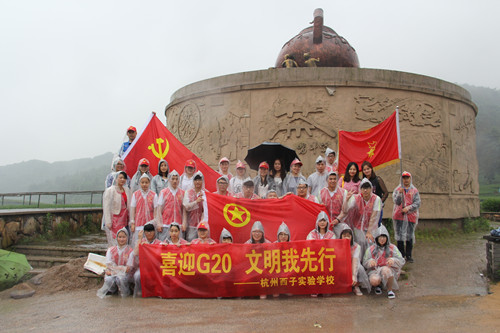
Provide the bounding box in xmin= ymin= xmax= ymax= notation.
xmin=165 ymin=67 xmax=479 ymax=220
xmin=0 ymin=208 xmax=102 ymax=249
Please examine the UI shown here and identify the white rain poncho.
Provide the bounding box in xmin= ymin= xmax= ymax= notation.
xmin=183 ymin=171 xmax=208 ymax=241
xmin=103 ymin=172 xmax=131 ymax=246
xmin=283 ymin=171 xmax=306 ymax=195
xmin=219 ymin=228 xmax=233 ymax=243
xmin=245 ymin=221 xmax=271 ymax=244
xmin=151 ymin=159 xmax=169 ymax=195
xmin=105 ymin=157 xmax=130 ymax=188
xmin=156 ymin=170 xmax=184 ymax=242
xmin=325 ymin=147 xmax=338 ymax=173
xmin=97 ymin=228 xmax=134 ymax=298
xmin=338 ymin=223 xmax=370 ymax=292
xmin=132 ymin=222 xmax=161 ymax=297
xmin=229 ymin=160 xmax=250 ymax=195
xmin=307 ymin=155 xmax=328 ymax=197
xmin=392 ymin=172 xmax=421 ymax=242
xmin=345 ymin=178 xmax=382 ymax=254
xmin=217 ymin=157 xmax=233 ymax=179
xmin=362 ymin=225 xmax=405 ymax=290
xmin=275 ymin=222 xmax=291 ymax=242
xmin=130 ymin=159 xmax=153 ymax=193
xmin=306 ymin=211 xmax=336 ymax=240
xmin=129 ymin=175 xmax=157 ymax=248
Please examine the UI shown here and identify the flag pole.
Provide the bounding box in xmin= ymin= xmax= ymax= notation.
xmin=396 ymin=106 xmax=405 ymax=210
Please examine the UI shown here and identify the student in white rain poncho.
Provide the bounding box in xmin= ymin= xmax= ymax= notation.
xmin=132 ymin=222 xmax=161 ymax=297
xmin=296 ymin=179 xmax=318 ymax=203
xmin=338 ymin=223 xmax=370 ymax=296
xmin=156 ymin=170 xmax=185 ymax=242
xmin=245 ymin=221 xmax=271 ymax=244
xmin=214 ymin=175 xmax=233 ymax=196
xmin=319 ymin=172 xmax=348 ymax=238
xmin=179 ymin=159 xmax=197 ymax=191
xmin=182 ymin=171 xmax=208 ymax=242
xmin=219 ymin=228 xmax=233 ymax=243
xmin=306 ymin=211 xmax=336 ymax=240
xmin=283 ymin=158 xmax=306 ymax=195
xmin=344 ymin=178 xmax=382 ymax=254
xmin=324 ymin=147 xmax=338 ymax=173
xmin=151 ymin=159 xmax=169 ymax=195
xmin=217 ymin=157 xmax=233 ymax=180
xmin=229 ymin=160 xmax=250 ymax=195
xmin=130 ymin=158 xmax=153 ymax=193
xmin=103 ymin=171 xmax=131 ymax=247
xmin=97 ymin=228 xmax=134 ymax=298
xmin=307 ymin=155 xmax=328 ymax=198
xmin=165 ymin=222 xmax=188 ymax=246
xmin=129 ymin=173 xmax=157 ymax=248
xmin=105 ymin=157 xmax=130 ymax=189
xmin=363 ymin=225 xmax=405 ymax=299
xmin=253 ymin=161 xmax=275 ymax=199
xmin=275 ymin=222 xmax=291 ymax=242
xmin=190 ymin=221 xmax=217 ymax=244
xmin=392 ymin=171 xmax=421 ymax=263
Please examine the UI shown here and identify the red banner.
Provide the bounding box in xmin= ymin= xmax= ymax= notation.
xmin=139 ymin=240 xmax=352 ymax=298
xmin=205 ymin=192 xmax=328 ymax=244
xmin=122 ymin=113 xmax=220 ymax=192
xmin=338 ymin=111 xmax=400 ymax=175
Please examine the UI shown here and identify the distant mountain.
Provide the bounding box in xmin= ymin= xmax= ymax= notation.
xmin=462 ymin=85 xmax=500 ymax=184
xmin=0 ymin=152 xmax=114 ymax=192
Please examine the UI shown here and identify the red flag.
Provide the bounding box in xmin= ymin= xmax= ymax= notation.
xmin=338 ymin=111 xmax=400 ymax=175
xmin=205 ymin=192 xmax=328 ymax=244
xmin=122 ymin=113 xmax=220 ymax=192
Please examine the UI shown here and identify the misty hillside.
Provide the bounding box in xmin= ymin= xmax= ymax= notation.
xmin=0 ymin=85 xmax=499 ymax=193
xmin=462 ymin=85 xmax=500 ymax=184
xmin=0 ymin=153 xmax=113 ymax=192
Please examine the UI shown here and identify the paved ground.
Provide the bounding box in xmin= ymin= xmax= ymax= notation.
xmin=1 ymin=233 xmax=499 ymax=332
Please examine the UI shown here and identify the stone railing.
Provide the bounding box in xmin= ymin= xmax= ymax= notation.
xmin=0 ymin=207 xmax=103 ymax=249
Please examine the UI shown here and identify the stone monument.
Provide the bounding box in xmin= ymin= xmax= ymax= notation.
xmin=165 ymin=9 xmax=479 ymax=222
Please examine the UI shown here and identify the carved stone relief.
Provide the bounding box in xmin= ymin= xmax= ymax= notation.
xmin=450 ymin=110 xmax=477 ymax=194
xmin=354 ymin=95 xmax=441 ymax=127
xmin=401 ymin=131 xmax=450 ymax=193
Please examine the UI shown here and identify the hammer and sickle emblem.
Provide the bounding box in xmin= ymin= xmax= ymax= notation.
xmin=148 ymin=138 xmax=169 ymax=159
xmin=223 ymin=203 xmax=251 ymax=228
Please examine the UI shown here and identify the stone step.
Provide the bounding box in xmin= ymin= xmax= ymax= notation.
xmin=14 ymin=245 xmax=106 ymax=258
xmin=26 ymin=255 xmax=74 ymax=269
xmin=29 ymin=268 xmax=47 ymax=276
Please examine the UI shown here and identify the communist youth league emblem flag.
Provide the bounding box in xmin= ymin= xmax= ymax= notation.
xmin=122 ymin=112 xmax=220 ymax=192
xmin=338 ymin=110 xmax=401 ymax=175
xmin=223 ymin=203 xmax=251 ymax=228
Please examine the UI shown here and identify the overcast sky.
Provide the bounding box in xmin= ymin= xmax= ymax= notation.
xmin=1 ymin=0 xmax=498 ymax=166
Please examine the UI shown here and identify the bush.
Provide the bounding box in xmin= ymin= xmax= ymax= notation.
xmin=53 ymin=220 xmax=71 ymax=239
xmin=463 ymin=217 xmax=491 ymax=233
xmin=481 ymin=198 xmax=500 ymax=212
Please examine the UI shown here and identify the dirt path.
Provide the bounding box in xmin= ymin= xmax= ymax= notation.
xmin=1 ymin=233 xmax=499 ymax=332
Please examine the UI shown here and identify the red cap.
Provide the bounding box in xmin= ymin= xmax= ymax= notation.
xmin=219 ymin=157 xmax=229 ymax=164
xmin=185 ymin=159 xmax=196 ymax=168
xmin=139 ymin=158 xmax=149 ymax=166
xmin=127 ymin=126 xmax=137 ymax=133
xmin=402 ymin=171 xmax=411 ymax=178
xmin=290 ymin=158 xmax=303 ymax=167
xmin=259 ymin=161 xmax=269 ymax=169
xmin=197 ymin=221 xmax=209 ymax=230
xmin=236 ymin=160 xmax=245 ymax=169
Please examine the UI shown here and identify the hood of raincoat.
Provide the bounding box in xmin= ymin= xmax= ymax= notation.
xmin=116 ymin=227 xmax=129 ymax=239
xmin=169 ymin=222 xmax=181 ymax=231
xmin=110 ymin=157 xmax=126 ymax=172
xmin=143 ymin=221 xmax=156 ymax=239
xmin=373 ymin=224 xmax=391 ymax=245
xmin=157 ymin=159 xmax=169 ymax=176
xmin=325 ymin=147 xmax=335 ymax=157
xmin=338 ymin=223 xmax=354 ymax=245
xmin=250 ymin=221 xmax=266 ymax=243
xmin=358 ymin=178 xmax=373 ymax=192
xmin=219 ymin=228 xmax=233 ymax=243
xmin=276 ymin=222 xmax=291 ymax=241
xmin=168 ymin=170 xmax=180 ymax=180
xmin=315 ymin=211 xmax=330 ymax=231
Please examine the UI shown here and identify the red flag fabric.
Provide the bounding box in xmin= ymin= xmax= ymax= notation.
xmin=122 ymin=113 xmax=220 ymax=192
xmin=338 ymin=111 xmax=400 ymax=175
xmin=205 ymin=192 xmax=328 ymax=244
xmin=139 ymin=240 xmax=352 ymax=298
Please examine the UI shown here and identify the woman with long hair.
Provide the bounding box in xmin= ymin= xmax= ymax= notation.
xmin=269 ymin=158 xmax=286 ymax=196
xmin=341 ymin=162 xmax=361 ymax=194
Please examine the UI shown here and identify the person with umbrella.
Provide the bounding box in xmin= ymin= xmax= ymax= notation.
xmin=283 ymin=158 xmax=306 ymax=195
xmin=245 ymin=142 xmax=298 ymax=197
xmin=253 ymin=162 xmax=275 ymax=199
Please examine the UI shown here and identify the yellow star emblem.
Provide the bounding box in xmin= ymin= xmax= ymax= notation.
xmin=223 ymin=203 xmax=251 ymax=228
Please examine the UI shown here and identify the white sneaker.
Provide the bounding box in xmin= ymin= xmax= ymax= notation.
xmin=375 ymin=287 xmax=382 ymax=295
xmin=387 ymin=290 xmax=395 ymax=299
xmin=354 ymin=286 xmax=363 ymax=296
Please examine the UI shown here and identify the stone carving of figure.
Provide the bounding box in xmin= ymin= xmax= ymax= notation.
xmin=282 ymin=54 xmax=299 ymax=68
xmin=304 ymin=53 xmax=320 ymax=67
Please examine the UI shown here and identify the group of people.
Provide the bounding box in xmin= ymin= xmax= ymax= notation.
xmin=99 ymin=128 xmax=421 ymax=299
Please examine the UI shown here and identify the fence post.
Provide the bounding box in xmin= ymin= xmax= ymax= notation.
xmin=63 ymin=193 xmax=66 ymax=205
xmin=90 ymin=192 xmax=94 ymax=205
xmin=38 ymin=194 xmax=41 ymax=208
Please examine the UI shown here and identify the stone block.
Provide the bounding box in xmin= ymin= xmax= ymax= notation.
xmin=23 ymin=217 xmax=38 ymax=235
xmin=0 ymin=218 xmax=5 ymax=234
